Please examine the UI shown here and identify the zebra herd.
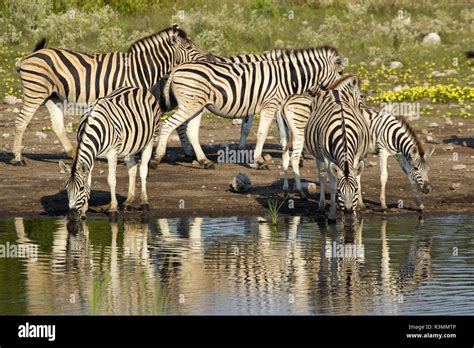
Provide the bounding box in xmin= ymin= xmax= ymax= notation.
xmin=10 ymin=26 xmax=433 ymax=221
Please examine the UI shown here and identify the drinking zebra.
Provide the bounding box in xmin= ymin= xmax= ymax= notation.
xmin=12 ymin=25 xmax=213 ymax=166
xmin=277 ymin=76 xmax=434 ymax=212
xmin=283 ymin=75 xmax=369 ymax=221
xmin=154 ymin=46 xmax=343 ymax=169
xmin=58 ymin=86 xmax=161 ymax=220
xmin=362 ymin=108 xmax=434 ymax=213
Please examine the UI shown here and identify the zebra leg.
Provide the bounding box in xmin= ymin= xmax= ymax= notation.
xmin=317 ymin=160 xmax=327 ymax=213
xmin=410 ymin=182 xmax=424 ymax=213
xmin=291 ymin=143 xmax=306 ymax=200
xmin=186 ymin=114 xmax=214 ymax=168
xmin=356 ymin=173 xmax=367 ymax=211
xmin=11 ymin=96 xmax=45 ymax=165
xmin=123 ymin=155 xmax=137 ymax=211
xmin=239 ymin=115 xmax=254 ymax=149
xmin=379 ymin=153 xmax=389 ymax=212
xmin=138 ymin=142 xmax=153 ymax=211
xmin=250 ymin=109 xmax=275 ymax=169
xmin=177 ymin=122 xmax=195 ymax=159
xmin=46 ymin=98 xmax=75 ymax=159
xmin=107 ymin=153 xmax=119 ymax=220
xmin=328 ymin=169 xmax=337 ymax=224
xmin=282 ymin=149 xmax=290 ymax=193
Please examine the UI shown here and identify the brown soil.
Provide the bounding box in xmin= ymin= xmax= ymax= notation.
xmin=0 ymin=103 xmax=473 ymax=219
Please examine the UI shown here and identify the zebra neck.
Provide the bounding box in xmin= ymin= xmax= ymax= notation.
xmin=75 ymin=134 xmax=99 ymax=172
xmin=127 ymin=50 xmax=171 ymax=89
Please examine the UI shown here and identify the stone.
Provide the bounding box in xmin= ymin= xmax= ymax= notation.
xmin=450 ymin=182 xmax=461 ymax=190
xmin=35 ymin=131 xmax=47 ymax=140
xmin=3 ymin=95 xmax=22 ymax=105
xmin=230 ymin=173 xmax=252 ymax=193
xmin=389 ymin=61 xmax=403 ymax=69
xmin=367 ymin=161 xmax=377 ymax=168
xmin=232 ymin=119 xmax=242 ymax=126
xmin=422 ymin=32 xmax=441 ymax=45
xmin=428 ymin=122 xmax=439 ymax=128
xmin=444 ymin=69 xmax=458 ymax=76
xmin=263 ymin=153 xmax=272 ymax=162
xmin=421 ymin=129 xmax=429 ymax=135
xmin=431 ymin=71 xmax=446 ymax=78
xmin=12 ymin=108 xmax=20 ymax=113
xmin=442 ymin=144 xmax=454 ymax=151
xmin=306 ymin=182 xmax=317 ymax=195
xmin=2 ymin=133 xmax=10 ymax=138
xmin=451 ymin=164 xmax=466 ymax=171
xmin=444 ymin=118 xmax=453 ymax=126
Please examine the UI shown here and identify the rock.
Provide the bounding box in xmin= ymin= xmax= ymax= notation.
xmin=462 ymin=141 xmax=468 ymax=147
xmin=53 ymin=140 xmax=59 ymax=144
xmin=451 ymin=164 xmax=466 ymax=171
xmin=257 ymin=216 xmax=267 ymax=223
xmin=263 ymin=153 xmax=272 ymax=162
xmin=35 ymin=131 xmax=47 ymax=140
xmin=369 ymin=58 xmax=382 ymax=66
xmin=306 ymin=182 xmax=317 ymax=195
xmin=458 ymin=122 xmax=464 ymax=127
xmin=367 ymin=161 xmax=377 ymax=168
xmin=444 ymin=118 xmax=453 ymax=126
xmin=390 ymin=61 xmax=403 ymax=69
xmin=450 ymin=182 xmax=461 ymax=190
xmin=3 ymin=95 xmax=22 ymax=105
xmin=422 ymin=32 xmax=441 ymax=45
xmin=230 ymin=173 xmax=252 ymax=193
xmin=421 ymin=129 xmax=429 ymax=135
xmin=393 ymin=85 xmax=403 ymax=92
xmin=2 ymin=133 xmax=10 ymax=138
xmin=431 ymin=71 xmax=446 ymax=78
xmin=428 ymin=122 xmax=439 ymax=128
xmin=442 ymin=144 xmax=454 ymax=151
xmin=444 ymin=69 xmax=458 ymax=76
xmin=12 ymin=108 xmax=20 ymax=113
xmin=232 ymin=119 xmax=242 ymax=126
xmin=426 ymin=135 xmax=436 ymax=143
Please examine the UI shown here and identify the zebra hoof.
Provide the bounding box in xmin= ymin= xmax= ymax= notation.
xmin=140 ymin=203 xmax=150 ymax=211
xmin=327 ymin=218 xmax=337 ymax=225
xmin=108 ymin=211 xmax=119 ymax=222
xmin=198 ymin=159 xmax=215 ymax=169
xmin=148 ymin=160 xmax=159 ymax=170
xmin=123 ymin=203 xmax=134 ymax=211
xmin=10 ymin=158 xmax=26 ymax=166
xmin=298 ymin=191 xmax=308 ymax=200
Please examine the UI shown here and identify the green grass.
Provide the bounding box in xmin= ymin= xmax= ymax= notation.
xmin=267 ymin=195 xmax=287 ymax=225
xmin=0 ymin=0 xmax=472 ymax=116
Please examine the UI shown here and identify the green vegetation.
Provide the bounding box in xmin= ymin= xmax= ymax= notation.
xmin=267 ymin=195 xmax=287 ymax=225
xmin=0 ymin=0 xmax=472 ymax=116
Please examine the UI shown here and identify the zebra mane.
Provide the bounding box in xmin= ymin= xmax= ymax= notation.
xmin=127 ymin=26 xmax=189 ymax=53
xmin=265 ymin=45 xmax=339 ymax=59
xmin=327 ymin=75 xmax=357 ymax=90
xmin=396 ymin=116 xmax=425 ymax=157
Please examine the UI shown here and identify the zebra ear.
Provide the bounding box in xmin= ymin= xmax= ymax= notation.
xmin=59 ymin=161 xmax=71 ymax=175
xmin=329 ymin=162 xmax=343 ymax=178
xmin=425 ymin=145 xmax=435 ymax=159
xmin=355 ymin=161 xmax=365 ymax=176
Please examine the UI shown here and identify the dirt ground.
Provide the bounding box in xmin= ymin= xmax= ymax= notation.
xmin=0 ymin=103 xmax=473 ymax=219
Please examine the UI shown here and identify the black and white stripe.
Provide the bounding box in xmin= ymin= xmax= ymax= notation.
xmin=362 ymin=108 xmax=434 ymax=212
xmin=300 ymin=76 xmax=369 ymax=221
xmin=12 ymin=26 xmax=212 ymax=165
xmin=59 ymin=86 xmax=162 ymax=219
xmin=154 ymin=46 xmax=343 ymax=168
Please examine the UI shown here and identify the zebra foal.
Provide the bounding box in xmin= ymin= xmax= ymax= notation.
xmin=59 ymin=86 xmax=161 ymax=220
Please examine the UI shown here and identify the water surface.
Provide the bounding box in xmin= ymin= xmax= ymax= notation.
xmin=0 ymin=215 xmax=472 ymax=315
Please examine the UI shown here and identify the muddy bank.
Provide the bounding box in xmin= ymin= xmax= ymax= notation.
xmin=0 ymin=104 xmax=473 ymax=219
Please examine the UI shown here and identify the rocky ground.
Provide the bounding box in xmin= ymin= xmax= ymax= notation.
xmin=0 ymin=102 xmax=473 ymax=219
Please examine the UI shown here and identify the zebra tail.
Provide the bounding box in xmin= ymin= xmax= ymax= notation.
xmin=275 ymin=107 xmax=293 ymax=152
xmin=16 ymin=38 xmax=47 ymax=72
xmin=153 ymin=73 xmax=177 ymax=112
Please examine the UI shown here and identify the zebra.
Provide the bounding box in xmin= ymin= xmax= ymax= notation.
xmin=58 ymin=86 xmax=161 ymax=220
xmin=291 ymin=75 xmax=370 ymax=222
xmin=12 ymin=25 xmax=213 ymax=166
xmin=362 ymin=108 xmax=434 ymax=213
xmin=154 ymin=46 xmax=343 ymax=169
xmin=277 ymin=77 xmax=434 ymax=212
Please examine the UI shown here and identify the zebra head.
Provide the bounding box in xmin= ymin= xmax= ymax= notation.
xmin=170 ymin=26 xmax=215 ymax=64
xmin=330 ymin=161 xmax=365 ymax=214
xmin=59 ymin=161 xmax=91 ymax=220
xmin=317 ymin=46 xmax=344 ymax=90
xmin=331 ymin=75 xmax=365 ymax=109
xmin=397 ymin=145 xmax=434 ymax=194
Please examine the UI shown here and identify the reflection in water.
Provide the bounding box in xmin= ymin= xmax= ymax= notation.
xmin=0 ymin=214 xmax=472 ymax=315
